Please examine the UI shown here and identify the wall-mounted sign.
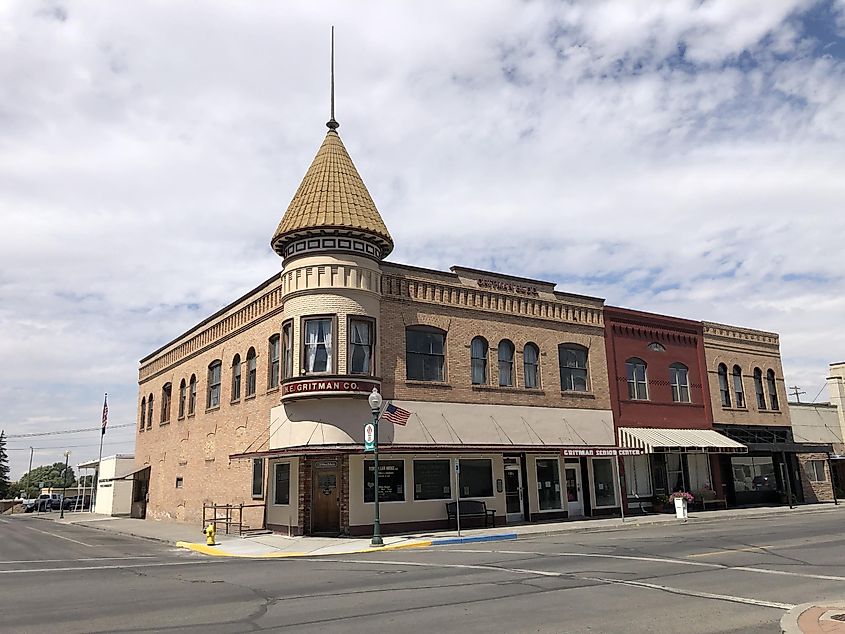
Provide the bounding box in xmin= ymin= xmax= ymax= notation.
xmin=561 ymin=447 xmax=645 ymax=457
xmin=282 ymin=377 xmax=380 ymax=400
xmin=477 ymin=278 xmax=540 ymax=297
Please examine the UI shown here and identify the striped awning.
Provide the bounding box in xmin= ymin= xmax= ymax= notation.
xmin=618 ymin=427 xmax=747 ymax=454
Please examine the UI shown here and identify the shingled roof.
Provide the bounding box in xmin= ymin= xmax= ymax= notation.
xmin=270 ymin=130 xmax=393 ymax=257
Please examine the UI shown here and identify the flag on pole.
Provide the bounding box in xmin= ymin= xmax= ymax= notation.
xmin=101 ymin=393 xmax=108 ymax=436
xmin=382 ymin=403 xmax=411 ymax=426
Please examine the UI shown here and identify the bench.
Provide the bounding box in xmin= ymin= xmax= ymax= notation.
xmin=693 ymin=489 xmax=727 ymax=511
xmin=445 ymin=500 xmax=496 ymax=529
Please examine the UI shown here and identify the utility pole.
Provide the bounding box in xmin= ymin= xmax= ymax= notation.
xmin=28 ymin=446 xmax=33 ymax=476
xmin=788 ymin=386 xmax=806 ymax=403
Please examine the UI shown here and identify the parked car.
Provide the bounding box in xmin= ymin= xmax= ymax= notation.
xmin=22 ymin=497 xmax=37 ymax=512
xmin=62 ymin=495 xmax=91 ymax=510
xmin=32 ymin=493 xmax=63 ymax=511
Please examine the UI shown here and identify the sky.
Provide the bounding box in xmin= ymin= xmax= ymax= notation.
xmin=1 ymin=0 xmax=844 ymax=480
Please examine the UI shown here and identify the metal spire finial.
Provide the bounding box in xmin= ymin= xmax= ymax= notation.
xmin=327 ymin=26 xmax=339 ymax=131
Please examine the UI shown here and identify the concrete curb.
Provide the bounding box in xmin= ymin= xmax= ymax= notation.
xmin=175 ymin=538 xmax=434 ymax=558
xmin=781 ymin=603 xmax=814 ymax=634
xmin=780 ymin=601 xmax=845 ymax=633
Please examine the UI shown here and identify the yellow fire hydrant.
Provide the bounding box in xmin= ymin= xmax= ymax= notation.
xmin=203 ymin=523 xmax=216 ymax=546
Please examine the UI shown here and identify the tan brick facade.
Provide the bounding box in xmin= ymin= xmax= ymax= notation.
xmin=797 ymin=453 xmax=834 ymax=502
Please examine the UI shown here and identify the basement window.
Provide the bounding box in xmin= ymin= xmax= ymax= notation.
xmin=175 ymin=477 xmax=184 ymax=489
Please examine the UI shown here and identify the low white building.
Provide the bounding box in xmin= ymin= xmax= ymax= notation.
xmin=79 ymin=454 xmax=136 ymax=516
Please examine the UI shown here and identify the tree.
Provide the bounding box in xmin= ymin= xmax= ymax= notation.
xmin=18 ymin=462 xmax=77 ymax=498
xmin=0 ymin=431 xmax=9 ymax=499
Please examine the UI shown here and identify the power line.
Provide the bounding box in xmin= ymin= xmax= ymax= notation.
xmin=5 ymin=423 xmax=135 ymax=439
xmin=5 ymin=440 xmax=132 ymax=452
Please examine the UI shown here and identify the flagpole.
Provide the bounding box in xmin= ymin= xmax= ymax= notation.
xmin=92 ymin=393 xmax=107 ymax=514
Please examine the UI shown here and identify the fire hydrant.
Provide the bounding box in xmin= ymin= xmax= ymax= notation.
xmin=203 ymin=523 xmax=216 ymax=546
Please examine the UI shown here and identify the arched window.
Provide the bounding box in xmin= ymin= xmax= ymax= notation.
xmin=246 ymin=348 xmax=257 ymax=397
xmin=470 ymin=337 xmax=488 ymax=385
xmin=669 ymin=363 xmax=690 ymax=403
xmin=178 ymin=379 xmax=187 ymax=418
xmin=146 ymin=394 xmax=154 ymax=428
xmin=268 ymin=335 xmax=280 ymax=388
xmin=188 ymin=374 xmax=197 ymax=415
xmin=498 ymin=340 xmax=515 ymax=387
xmin=207 ymin=360 xmax=222 ymax=408
xmin=767 ymin=369 xmax=780 ymax=411
xmin=626 ymin=358 xmax=648 ymax=400
xmin=559 ymin=344 xmax=589 ymax=391
xmin=140 ymin=397 xmax=147 ymax=431
xmin=718 ymin=364 xmax=731 ymax=407
xmin=161 ymin=383 xmax=172 ymax=423
xmin=753 ymin=368 xmax=766 ymax=409
xmin=231 ymin=355 xmax=242 ymax=402
xmin=524 ymin=343 xmax=540 ymax=389
xmin=732 ymin=365 xmax=745 ymax=408
xmin=405 ymin=326 xmax=446 ymax=382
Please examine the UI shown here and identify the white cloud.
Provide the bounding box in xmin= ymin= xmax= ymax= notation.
xmin=1 ymin=0 xmax=843 ymax=477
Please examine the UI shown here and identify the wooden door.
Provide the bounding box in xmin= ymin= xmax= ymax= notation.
xmin=312 ymin=462 xmax=340 ymax=535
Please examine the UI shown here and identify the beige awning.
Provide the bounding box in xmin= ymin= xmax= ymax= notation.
xmin=618 ymin=427 xmax=747 ymax=454
xmin=264 ymin=399 xmax=616 ymax=452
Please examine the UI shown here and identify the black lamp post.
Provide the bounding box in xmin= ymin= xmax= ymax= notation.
xmin=368 ymin=388 xmax=383 ymax=547
xmin=59 ymin=451 xmax=69 ymax=519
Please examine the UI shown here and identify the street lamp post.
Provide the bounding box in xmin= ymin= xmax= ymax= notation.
xmin=368 ymin=388 xmax=383 ymax=547
xmin=59 ymin=451 xmax=70 ymax=519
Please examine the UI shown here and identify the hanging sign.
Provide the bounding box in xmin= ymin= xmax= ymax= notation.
xmin=560 ymin=447 xmax=645 ymax=457
xmin=364 ymin=423 xmax=375 ymax=452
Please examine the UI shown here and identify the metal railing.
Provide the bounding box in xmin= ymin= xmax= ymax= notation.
xmin=201 ymin=502 xmax=265 ymax=536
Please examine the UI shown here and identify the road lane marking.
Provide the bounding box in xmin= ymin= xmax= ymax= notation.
xmin=20 ymin=524 xmax=96 ymax=547
xmin=307 ymin=558 xmax=793 ymax=611
xmin=433 ymin=549 xmax=845 ymax=583
xmin=688 ymin=545 xmax=774 ymax=557
xmin=0 ymin=556 xmax=157 ymax=565
xmin=0 ymin=560 xmax=218 ymax=575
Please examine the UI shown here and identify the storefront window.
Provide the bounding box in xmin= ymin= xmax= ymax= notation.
xmin=252 ymin=458 xmax=264 ymax=498
xmin=624 ymin=454 xmax=652 ymax=497
xmin=592 ymin=458 xmax=617 ymax=507
xmin=731 ymin=456 xmax=776 ymax=493
xmin=413 ymin=460 xmax=451 ymax=500
xmin=687 ymin=453 xmax=711 ymax=493
xmin=536 ymin=459 xmax=562 ymax=510
xmin=666 ymin=453 xmax=685 ymax=492
xmin=459 ymin=459 xmax=493 ymax=498
xmin=274 ymin=463 xmax=290 ymax=505
xmin=365 ymin=460 xmax=405 ymax=503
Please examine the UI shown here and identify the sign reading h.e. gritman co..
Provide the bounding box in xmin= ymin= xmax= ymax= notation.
xmin=281 ymin=377 xmax=380 ymax=400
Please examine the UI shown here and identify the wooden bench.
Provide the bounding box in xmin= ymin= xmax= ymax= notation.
xmin=693 ymin=489 xmax=728 ymax=510
xmin=445 ymin=500 xmax=496 ymax=528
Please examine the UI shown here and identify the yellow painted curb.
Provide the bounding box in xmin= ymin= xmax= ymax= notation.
xmin=175 ymin=539 xmax=433 ymax=558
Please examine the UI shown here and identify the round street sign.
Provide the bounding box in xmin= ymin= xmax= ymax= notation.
xmin=364 ymin=424 xmax=375 ymax=444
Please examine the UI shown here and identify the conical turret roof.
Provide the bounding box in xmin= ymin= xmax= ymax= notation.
xmin=271 ymin=130 xmax=393 ymax=258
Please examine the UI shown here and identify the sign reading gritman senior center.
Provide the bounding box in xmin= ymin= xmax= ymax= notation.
xmin=561 ymin=447 xmax=645 ymax=457
xmin=282 ymin=377 xmax=380 ymax=400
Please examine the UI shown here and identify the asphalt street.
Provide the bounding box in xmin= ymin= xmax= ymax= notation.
xmin=1 ymin=509 xmax=844 ymax=633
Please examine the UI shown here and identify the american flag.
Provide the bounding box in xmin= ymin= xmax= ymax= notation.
xmin=101 ymin=393 xmax=108 ymax=436
xmin=382 ymin=403 xmax=411 ymax=426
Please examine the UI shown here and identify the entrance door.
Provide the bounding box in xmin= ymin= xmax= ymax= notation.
xmin=565 ymin=462 xmax=583 ymax=517
xmin=504 ymin=459 xmax=524 ymax=522
xmin=312 ymin=461 xmax=340 ymax=535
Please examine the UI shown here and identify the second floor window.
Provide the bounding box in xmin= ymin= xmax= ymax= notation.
xmin=669 ymin=363 xmax=690 ymax=403
xmin=246 ymin=348 xmax=257 ymax=397
xmin=718 ymin=364 xmax=731 ymax=407
xmin=767 ymin=369 xmax=780 ymax=411
xmin=559 ymin=345 xmax=588 ymax=391
xmin=349 ymin=318 xmax=374 ymax=375
xmin=732 ymin=365 xmax=745 ymax=408
xmin=207 ymin=361 xmax=222 ymax=408
xmin=231 ymin=355 xmax=241 ymax=401
xmin=471 ymin=337 xmax=488 ymax=385
xmin=268 ymin=335 xmax=280 ymax=388
xmin=753 ymin=368 xmax=766 ymax=409
xmin=282 ymin=322 xmax=293 ymax=379
xmin=188 ymin=374 xmax=197 ymax=415
xmin=304 ymin=318 xmax=333 ymax=374
xmin=406 ymin=327 xmax=445 ymax=382
xmin=178 ymin=379 xmax=187 ymax=418
xmin=524 ymin=343 xmax=540 ymax=389
xmin=498 ymin=340 xmax=514 ymax=387
xmin=140 ymin=397 xmax=146 ymax=431
xmin=626 ymin=358 xmax=648 ymax=400
xmin=147 ymin=394 xmax=154 ymax=428
xmin=161 ymin=383 xmax=172 ymax=423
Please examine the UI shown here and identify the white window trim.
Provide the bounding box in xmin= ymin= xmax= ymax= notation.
xmin=453 ymin=456 xmax=498 ymax=501
xmin=272 ymin=461 xmax=292 ymax=507
xmin=808 ymin=460 xmax=827 ymax=483
xmin=533 ymin=455 xmax=564 ymax=512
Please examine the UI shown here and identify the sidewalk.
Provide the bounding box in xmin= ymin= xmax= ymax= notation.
xmin=25 ymin=502 xmax=844 ymax=559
